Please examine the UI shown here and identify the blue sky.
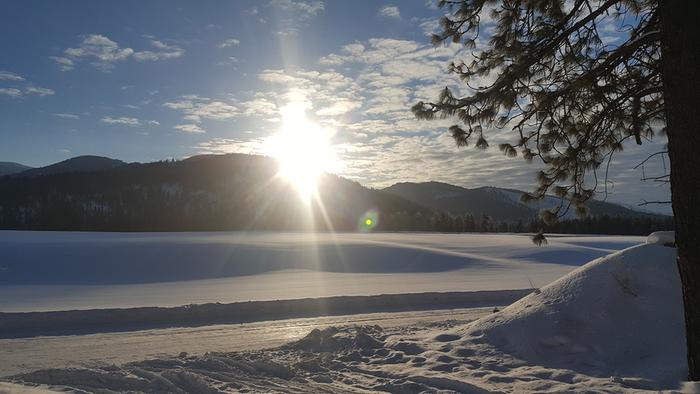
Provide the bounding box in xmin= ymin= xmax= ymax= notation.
xmin=0 ymin=0 xmax=671 ymax=213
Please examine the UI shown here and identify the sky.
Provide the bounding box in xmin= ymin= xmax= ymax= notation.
xmin=0 ymin=0 xmax=671 ymax=214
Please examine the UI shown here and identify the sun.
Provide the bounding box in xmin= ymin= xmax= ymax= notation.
xmin=266 ymin=102 xmax=337 ymax=200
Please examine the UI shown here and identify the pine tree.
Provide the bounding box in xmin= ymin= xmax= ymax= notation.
xmin=414 ymin=0 xmax=699 ymax=379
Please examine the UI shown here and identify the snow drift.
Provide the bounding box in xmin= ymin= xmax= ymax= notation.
xmin=457 ymin=231 xmax=686 ymax=387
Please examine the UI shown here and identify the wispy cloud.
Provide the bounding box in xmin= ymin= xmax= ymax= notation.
xmin=0 ymin=88 xmax=22 ymax=98
xmin=164 ymin=96 xmax=239 ymax=123
xmin=0 ymin=87 xmax=55 ymax=98
xmin=269 ymin=0 xmax=324 ymax=18
xmin=378 ymin=5 xmax=401 ymax=19
xmin=63 ymin=34 xmax=134 ymax=72
xmin=49 ymin=56 xmax=75 ymax=71
xmin=53 ymin=34 xmax=183 ymax=72
xmin=175 ymin=124 xmax=206 ymax=133
xmin=164 ymin=95 xmax=240 ymax=133
xmin=53 ymin=113 xmax=81 ymax=119
xmin=197 ymin=137 xmax=266 ymax=154
xmin=216 ymin=56 xmax=240 ymax=67
xmin=133 ymin=40 xmax=184 ymax=61
xmin=0 ymin=71 xmax=24 ymax=81
xmin=268 ymin=0 xmax=325 ymax=36
xmin=0 ymin=70 xmax=55 ymax=98
xmin=217 ymin=38 xmax=240 ymax=48
xmin=25 ymin=87 xmax=55 ymax=96
xmin=101 ymin=116 xmax=159 ymax=126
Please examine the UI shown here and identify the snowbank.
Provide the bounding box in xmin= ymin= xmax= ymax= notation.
xmin=0 ymin=290 xmax=530 ymax=338
xmin=459 ymin=240 xmax=686 ymax=386
xmin=647 ymin=230 xmax=675 ymax=246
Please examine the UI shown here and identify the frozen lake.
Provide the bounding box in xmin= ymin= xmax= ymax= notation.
xmin=0 ymin=231 xmax=643 ymax=312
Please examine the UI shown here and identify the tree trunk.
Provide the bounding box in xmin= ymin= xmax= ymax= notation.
xmin=659 ymin=1 xmax=700 ymax=381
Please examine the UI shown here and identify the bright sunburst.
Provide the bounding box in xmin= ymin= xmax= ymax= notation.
xmin=266 ymin=102 xmax=337 ymax=201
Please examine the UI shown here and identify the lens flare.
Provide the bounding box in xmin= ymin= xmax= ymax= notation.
xmin=359 ymin=210 xmax=379 ymax=232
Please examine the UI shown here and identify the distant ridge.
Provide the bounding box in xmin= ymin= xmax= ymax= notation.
xmin=382 ymin=181 xmax=667 ymax=221
xmin=15 ymin=155 xmax=126 ymax=177
xmin=0 ymin=162 xmax=32 ymax=177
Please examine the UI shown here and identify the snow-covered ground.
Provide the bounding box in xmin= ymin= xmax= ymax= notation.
xmin=0 ymin=231 xmax=642 ymax=312
xmin=1 ymin=231 xmax=692 ymax=393
xmin=3 ymin=233 xmax=692 ymax=393
xmin=0 ymin=308 xmax=492 ymax=378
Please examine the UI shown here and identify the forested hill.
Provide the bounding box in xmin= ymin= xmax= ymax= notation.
xmin=382 ymin=181 xmax=665 ymax=222
xmin=0 ymin=154 xmax=671 ymax=234
xmin=0 ymin=161 xmax=32 ymax=176
xmin=0 ymin=154 xmax=429 ymax=232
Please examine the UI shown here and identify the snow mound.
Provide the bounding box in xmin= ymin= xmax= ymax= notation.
xmin=460 ymin=242 xmax=686 ymax=386
xmin=282 ymin=325 xmax=385 ymax=353
xmin=647 ymin=231 xmax=675 ymax=246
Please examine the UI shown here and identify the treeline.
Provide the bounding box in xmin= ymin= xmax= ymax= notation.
xmin=378 ymin=211 xmax=674 ymax=235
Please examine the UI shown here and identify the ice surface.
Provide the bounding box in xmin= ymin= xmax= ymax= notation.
xmin=0 ymin=231 xmax=643 ymax=312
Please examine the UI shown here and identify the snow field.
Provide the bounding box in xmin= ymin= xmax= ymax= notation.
xmin=4 ymin=232 xmax=691 ymax=393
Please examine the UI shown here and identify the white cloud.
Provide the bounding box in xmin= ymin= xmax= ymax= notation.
xmin=63 ymin=34 xmax=134 ymax=72
xmin=49 ymin=56 xmax=75 ymax=71
xmin=165 ymin=95 xmax=240 ymax=133
xmin=197 ymin=137 xmax=266 ymax=154
xmin=25 ymin=87 xmax=55 ymax=96
xmin=164 ymin=96 xmax=239 ymax=122
xmin=175 ymin=124 xmax=206 ymax=133
xmin=216 ymin=56 xmax=240 ymax=66
xmin=418 ymin=17 xmax=441 ymax=36
xmin=0 ymin=88 xmax=22 ymax=97
xmin=54 ymin=35 xmax=183 ymax=71
xmin=240 ymin=97 xmax=278 ymax=117
xmin=0 ymin=71 xmax=24 ymax=81
xmin=53 ymin=113 xmax=81 ymax=119
xmin=0 ymin=73 xmax=55 ymax=98
xmin=218 ymin=38 xmax=240 ymax=48
xmin=315 ymin=99 xmax=362 ymax=116
xmin=101 ymin=116 xmax=160 ymax=126
xmin=342 ymin=43 xmax=365 ymax=56
xmin=255 ymin=69 xmax=364 ymax=121
xmin=268 ymin=0 xmax=325 ymax=36
xmin=100 ymin=116 xmax=141 ymax=126
xmin=101 ymin=116 xmax=140 ymax=126
xmin=378 ymin=5 xmax=401 ymax=19
xmin=133 ymin=40 xmax=184 ymax=61
xmin=269 ymin=0 xmax=324 ymax=18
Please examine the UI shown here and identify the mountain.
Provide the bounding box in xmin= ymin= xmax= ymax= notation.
xmin=15 ymin=155 xmax=125 ymax=178
xmin=0 ymin=162 xmax=32 ymax=176
xmin=0 ymin=154 xmax=670 ymax=233
xmin=383 ymin=181 xmax=666 ymax=222
xmin=0 ymin=154 xmax=430 ymax=232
